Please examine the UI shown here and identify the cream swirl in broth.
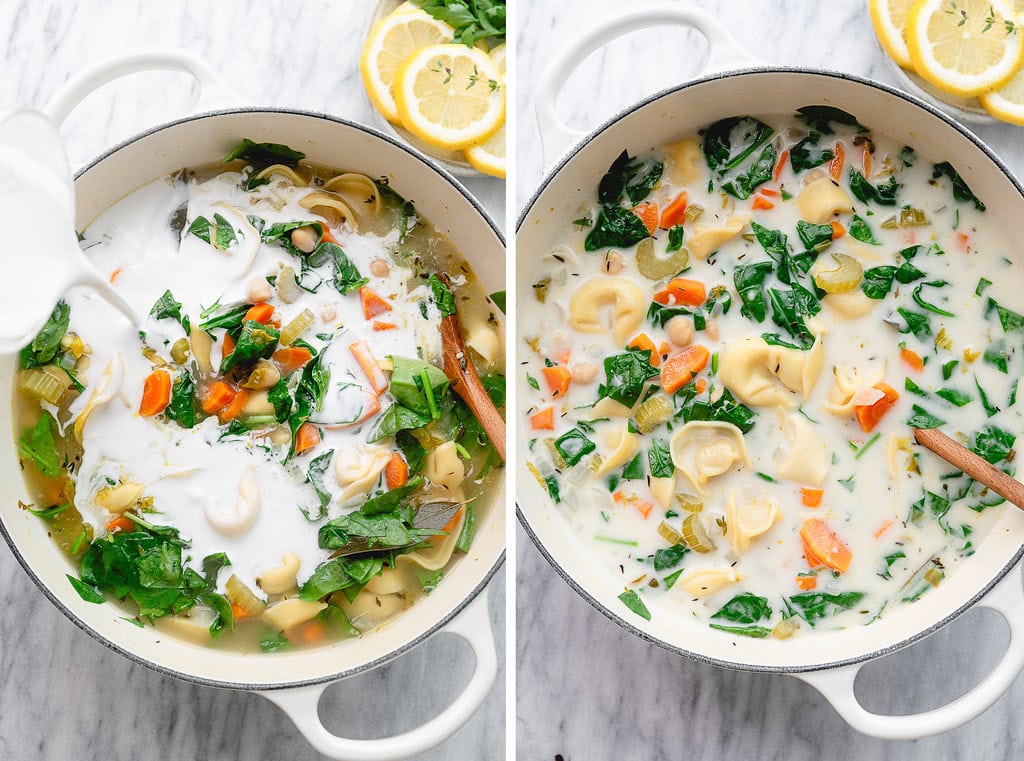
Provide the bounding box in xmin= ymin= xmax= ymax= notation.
xmin=520 ymin=107 xmax=1021 ymax=639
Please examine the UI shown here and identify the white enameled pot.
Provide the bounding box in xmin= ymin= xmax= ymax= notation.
xmin=517 ymin=3 xmax=1024 ymax=740
xmin=0 ymin=49 xmax=505 ymax=761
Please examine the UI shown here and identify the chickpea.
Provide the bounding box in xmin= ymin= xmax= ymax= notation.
xmin=320 ymin=304 xmax=337 ymax=322
xmin=246 ymin=276 xmax=272 ymax=304
xmin=289 ymin=225 xmax=319 ymax=253
xmin=571 ymin=362 xmax=598 ymax=385
xmin=604 ymin=251 xmax=625 ymax=274
xmin=705 ymin=321 xmax=720 ymax=340
xmin=666 ymin=316 xmax=694 ymax=347
xmin=370 ymin=258 xmax=390 ymax=278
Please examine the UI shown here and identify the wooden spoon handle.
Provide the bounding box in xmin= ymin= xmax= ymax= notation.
xmin=914 ymin=427 xmax=1024 ymax=510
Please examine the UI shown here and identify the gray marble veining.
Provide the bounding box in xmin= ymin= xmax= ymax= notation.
xmin=516 ymin=1 xmax=1024 ymax=759
xmin=0 ymin=1 xmax=505 ymax=760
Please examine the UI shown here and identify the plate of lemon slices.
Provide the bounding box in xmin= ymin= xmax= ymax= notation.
xmin=871 ymin=0 xmax=1024 ymax=125
xmin=361 ymin=0 xmax=507 ymax=178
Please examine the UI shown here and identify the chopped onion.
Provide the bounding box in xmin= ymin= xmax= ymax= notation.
xmin=279 ymin=308 xmax=314 ymax=347
xmin=852 ymin=386 xmax=885 ymax=406
xmin=225 ymin=574 xmax=266 ymax=617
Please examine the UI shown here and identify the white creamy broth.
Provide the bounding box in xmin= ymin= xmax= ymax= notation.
xmin=13 ymin=146 xmax=504 ymax=651
xmin=521 ymin=108 xmax=1021 ymax=639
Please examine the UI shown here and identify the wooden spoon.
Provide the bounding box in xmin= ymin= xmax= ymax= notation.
xmin=437 ymin=274 xmax=506 ymax=463
xmin=913 ymin=427 xmax=1024 ymax=509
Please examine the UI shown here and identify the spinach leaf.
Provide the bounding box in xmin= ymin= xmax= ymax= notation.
xmin=796 ymin=220 xmax=834 ymax=251
xmin=789 ymin=136 xmax=834 ymax=172
xmin=223 ymin=138 xmax=304 ymax=170
xmin=299 ymin=556 xmax=385 ymax=603
xmin=711 ymin=592 xmax=771 ymax=624
xmin=912 ymin=280 xmax=954 ymax=317
xmin=319 ymin=506 xmax=437 ymax=552
xmin=986 ymin=297 xmax=1024 ymax=332
xmin=18 ymin=412 xmax=62 ymax=477
xmin=666 ymin=224 xmax=685 ymax=253
xmin=932 ymin=161 xmax=986 ymax=211
xmin=396 ymin=430 xmax=427 ymax=477
xmin=286 ymin=347 xmax=331 ymax=459
xmin=709 ymin=623 xmax=771 ymax=638
xmin=457 ymin=501 xmax=477 ymax=552
xmin=617 ymin=589 xmax=651 ymax=621
xmin=427 ymin=274 xmax=457 ymax=318
xmin=971 ymin=425 xmax=1015 ymax=464
xmin=187 ymin=213 xmax=237 ymax=251
xmin=389 ymin=356 xmax=449 ymax=418
xmin=369 ymin=403 xmax=430 ymax=442
xmin=702 ymin=117 xmax=774 ymax=174
xmin=849 ymin=215 xmax=880 ymax=244
xmin=897 ymin=307 xmax=931 ymax=337
xmin=646 ymin=301 xmax=692 ymax=329
xmin=984 ymin=340 xmax=1009 ymax=373
xmin=722 ymin=144 xmax=776 ymax=199
xmin=767 ymin=285 xmax=820 ymax=349
xmin=196 ymin=302 xmax=250 ymax=333
xmin=305 ymin=449 xmax=335 ymax=520
xmin=620 ymin=452 xmax=645 ymax=480
xmin=848 ymin=169 xmax=899 ymax=206
xmin=220 ymin=320 xmax=279 ymax=372
xmin=489 ymin=290 xmax=506 ymax=314
xmin=648 ymin=439 xmax=674 ymax=478
xmin=653 ymin=543 xmax=687 ymax=571
xmin=734 ymin=261 xmax=774 ymax=322
xmin=936 ymin=388 xmax=971 ymax=407
xmin=909 ymin=490 xmax=951 ymax=524
xmin=20 ymin=301 xmax=70 ymax=369
xmin=321 ymin=242 xmax=368 ymax=295
xmin=598 ymin=149 xmax=663 ymax=205
xmin=554 ymin=427 xmax=596 ymax=467
xmin=796 ymin=105 xmax=867 ymax=134
xmin=361 ymin=477 xmax=426 ymax=515
xmin=598 ymin=348 xmax=659 ymax=407
xmin=861 ymin=266 xmax=896 ymax=299
xmin=752 ymin=222 xmax=796 ymax=284
xmin=788 ymin=591 xmax=866 ymax=625
xmin=268 ymin=379 xmax=293 ymax=422
xmin=148 ymin=290 xmax=191 ymax=333
xmin=907 ymin=404 xmax=945 ymax=429
xmin=164 ymin=372 xmax=197 ymax=429
xmin=585 ymin=204 xmax=650 ymax=251
xmin=677 ymin=386 xmax=757 ymax=433
xmin=67 ymin=574 xmax=105 ymax=604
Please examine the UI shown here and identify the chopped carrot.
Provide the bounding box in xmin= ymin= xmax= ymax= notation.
xmin=319 ymin=226 xmax=338 ymax=245
xmin=774 ymin=150 xmax=789 ymax=182
xmin=661 ymin=345 xmax=710 ymax=394
xmin=801 ymin=487 xmax=824 ymax=508
xmin=862 ymin=145 xmax=872 ymax=176
xmin=760 ymin=187 xmax=780 ymax=197
xmin=293 ymin=621 xmax=326 ymax=645
xmin=874 ymin=519 xmax=894 ymax=539
xmin=800 ymin=518 xmax=852 ymax=573
xmin=372 ymin=321 xmax=397 ymax=331
xmin=541 ymin=366 xmax=572 ymax=398
xmin=221 ymin=332 xmax=236 ymax=360
xmin=294 ymin=422 xmax=321 ymax=455
xmin=628 ymin=333 xmax=660 ymax=367
xmin=530 ymin=406 xmax=555 ymax=430
xmin=830 ymin=220 xmax=845 ymax=239
xmin=900 ymin=348 xmax=924 ymax=372
xmin=694 ymin=377 xmax=708 ymax=394
xmin=272 ymin=346 xmax=314 ymax=375
xmin=200 ymin=381 xmax=237 ymax=415
xmin=659 ymin=192 xmax=688 ymax=229
xmin=634 ymin=500 xmax=653 ymax=519
xmin=854 ymin=382 xmax=900 ymax=433
xmin=653 ymin=278 xmax=706 ymax=307
xmin=139 ymin=370 xmax=172 ymax=416
xmin=956 ymin=232 xmax=970 ymax=251
xmin=829 ymin=142 xmax=845 ymax=181
xmin=441 ymin=506 xmax=464 ymax=535
xmin=751 ymin=195 xmax=775 ymax=211
xmin=219 ymin=389 xmax=250 ymax=423
xmin=359 ymin=286 xmax=393 ymax=320
xmin=384 ymin=452 xmax=409 ymax=489
xmin=350 ymin=340 xmax=388 ymax=394
xmin=230 ymin=602 xmax=249 ymax=621
xmin=244 ymin=303 xmax=275 ymax=324
xmin=612 ymin=491 xmax=625 ymax=504
xmin=796 ymin=574 xmax=818 ymax=591
xmin=552 ymin=348 xmax=571 ymax=365
xmin=109 ymin=267 xmax=122 ymax=284
xmin=106 ymin=515 xmax=136 ymax=533
xmin=632 ymin=202 xmax=659 ymax=236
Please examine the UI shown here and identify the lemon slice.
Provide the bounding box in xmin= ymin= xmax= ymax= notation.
xmin=489 ymin=42 xmax=507 ymax=77
xmin=870 ymin=0 xmax=918 ymax=68
xmin=906 ymin=0 xmax=1024 ymax=97
xmin=981 ymin=65 xmax=1024 ymax=122
xmin=360 ymin=9 xmax=455 ymax=123
xmin=465 ymin=123 xmax=506 ymax=178
xmin=394 ymin=44 xmax=506 ymax=150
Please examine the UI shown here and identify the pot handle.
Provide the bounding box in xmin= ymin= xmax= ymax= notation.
xmin=796 ymin=561 xmax=1024 ymax=739
xmin=534 ymin=2 xmax=762 ymax=168
xmin=260 ymin=589 xmax=497 ymax=761
xmin=43 ymin=47 xmax=243 ymax=135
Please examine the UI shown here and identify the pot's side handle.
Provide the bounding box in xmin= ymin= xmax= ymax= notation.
xmin=796 ymin=562 xmax=1024 ymax=740
xmin=259 ymin=590 xmax=497 ymax=761
xmin=43 ymin=47 xmax=243 ymax=130
xmin=534 ymin=3 xmax=763 ymax=169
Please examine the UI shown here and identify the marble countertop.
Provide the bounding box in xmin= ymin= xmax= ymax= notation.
xmin=515 ymin=1 xmax=1024 ymax=759
xmin=0 ymin=2 xmax=505 ymax=760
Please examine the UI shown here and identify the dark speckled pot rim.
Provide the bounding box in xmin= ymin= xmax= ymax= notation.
xmin=0 ymin=105 xmax=505 ymax=692
xmin=516 ymin=65 xmax=1024 ymax=675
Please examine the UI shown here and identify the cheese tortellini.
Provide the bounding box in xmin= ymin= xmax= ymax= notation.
xmin=569 ymin=276 xmax=646 ymax=345
xmin=796 ymin=176 xmax=855 ymax=224
xmin=669 ymin=421 xmax=750 ymax=494
xmin=335 ymin=445 xmax=392 ymax=503
xmin=664 ymin=137 xmax=705 ymax=186
xmin=725 ymin=491 xmax=781 ymax=553
xmin=424 ymin=441 xmax=465 ymax=490
xmin=718 ymin=334 xmax=825 ymax=410
xmin=777 ymin=413 xmax=829 ymax=486
xmin=826 ymin=365 xmax=885 ymax=417
xmin=678 ymin=566 xmax=741 ymax=598
xmin=687 ymin=215 xmax=750 ymax=261
xmin=594 ymin=423 xmax=641 ymax=476
xmin=825 ymin=290 xmax=875 ymax=319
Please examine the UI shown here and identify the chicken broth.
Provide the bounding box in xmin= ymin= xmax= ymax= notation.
xmin=13 ymin=140 xmax=504 ymax=652
xmin=520 ymin=106 xmax=1021 ymax=639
